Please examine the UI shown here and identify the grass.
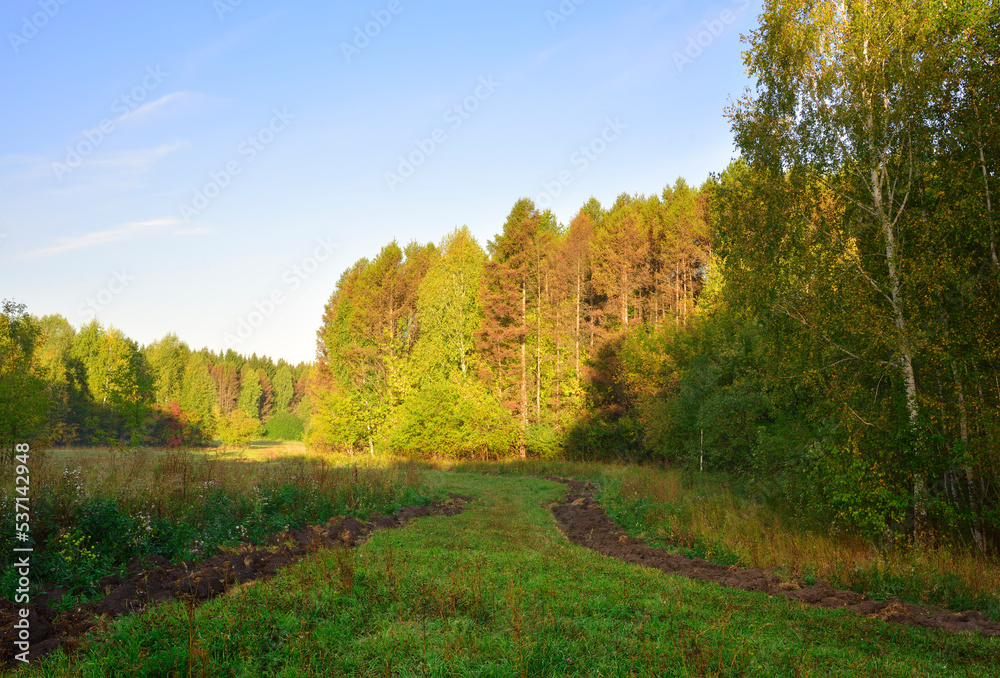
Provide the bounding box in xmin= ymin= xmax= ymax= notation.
xmin=17 ymin=470 xmax=1000 ymax=677
xmin=599 ymin=465 xmax=1000 ymax=621
xmin=0 ymin=446 xmax=429 ymax=607
xmin=41 ymin=439 xmax=410 ymax=465
xmin=206 ymin=439 xmax=426 ymax=468
xmin=454 ymin=459 xmax=1000 ymax=621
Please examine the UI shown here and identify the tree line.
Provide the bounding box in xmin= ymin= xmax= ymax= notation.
xmin=4 ymin=0 xmax=996 ymax=550
xmin=307 ymin=179 xmax=712 ymax=459
xmin=706 ymin=0 xmax=1000 ymax=547
xmin=310 ymin=0 xmax=1000 ymax=548
xmin=0 ymin=303 xmax=311 ymax=450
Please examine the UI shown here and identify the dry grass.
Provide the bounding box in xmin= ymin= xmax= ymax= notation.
xmin=8 ymin=447 xmax=421 ymax=523
xmin=452 ymin=458 xmax=1000 ymax=616
xmin=605 ymin=464 xmax=1000 ymax=615
xmin=0 ymin=446 xmax=428 ymax=593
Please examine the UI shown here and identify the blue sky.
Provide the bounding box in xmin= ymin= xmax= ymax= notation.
xmin=0 ymin=0 xmax=758 ymax=364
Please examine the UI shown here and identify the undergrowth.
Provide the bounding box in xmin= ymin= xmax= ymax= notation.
xmin=595 ymin=465 xmax=1000 ymax=621
xmin=0 ymin=449 xmax=428 ymax=606
xmin=19 ymin=472 xmax=1000 ymax=677
xmin=454 ymin=459 xmax=1000 ymax=621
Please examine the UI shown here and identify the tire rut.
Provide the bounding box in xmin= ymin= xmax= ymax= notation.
xmin=548 ymin=477 xmax=1000 ymax=637
xmin=1 ymin=494 xmax=472 ymax=672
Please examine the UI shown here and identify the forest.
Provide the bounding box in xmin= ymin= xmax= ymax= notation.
xmin=3 ymin=0 xmax=998 ymax=554
xmin=308 ymin=0 xmax=1000 ymax=549
xmin=0 ymin=309 xmax=311 ymax=450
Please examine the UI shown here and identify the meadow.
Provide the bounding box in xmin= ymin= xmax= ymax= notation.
xmin=0 ymin=443 xmax=427 ymax=611
xmin=3 ymin=446 xmax=1000 ymax=676
xmin=460 ymin=460 xmax=1000 ymax=622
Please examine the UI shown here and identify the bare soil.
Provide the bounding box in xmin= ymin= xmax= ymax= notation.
xmin=549 ymin=477 xmax=1000 ymax=637
xmin=0 ymin=494 xmax=470 ymax=672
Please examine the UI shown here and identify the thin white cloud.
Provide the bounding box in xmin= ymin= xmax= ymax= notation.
xmin=0 ymin=141 xmax=187 ymax=190
xmin=117 ymin=91 xmax=188 ymax=125
xmin=18 ymin=218 xmax=182 ymax=259
xmin=87 ymin=141 xmax=189 ymax=170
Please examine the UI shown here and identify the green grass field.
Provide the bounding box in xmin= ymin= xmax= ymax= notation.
xmin=20 ymin=469 xmax=1000 ymax=677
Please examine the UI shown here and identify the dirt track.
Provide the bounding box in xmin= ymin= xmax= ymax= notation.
xmin=549 ymin=477 xmax=1000 ymax=637
xmin=0 ymin=494 xmax=470 ymax=672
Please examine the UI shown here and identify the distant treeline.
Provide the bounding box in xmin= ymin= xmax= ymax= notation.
xmin=0 ymin=308 xmax=310 ymax=449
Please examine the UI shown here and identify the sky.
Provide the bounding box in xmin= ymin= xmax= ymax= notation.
xmin=0 ymin=0 xmax=759 ymax=365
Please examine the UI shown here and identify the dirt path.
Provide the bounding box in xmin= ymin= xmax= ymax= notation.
xmin=1 ymin=494 xmax=471 ymax=672
xmin=549 ymin=477 xmax=1000 ymax=637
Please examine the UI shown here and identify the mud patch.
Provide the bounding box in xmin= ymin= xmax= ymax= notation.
xmin=0 ymin=493 xmax=471 ymax=671
xmin=549 ymin=477 xmax=1000 ymax=637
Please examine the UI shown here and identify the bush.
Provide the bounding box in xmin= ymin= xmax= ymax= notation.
xmin=146 ymin=402 xmax=210 ymax=447
xmin=381 ymin=379 xmax=519 ymax=459
xmin=217 ymin=409 xmax=262 ymax=448
xmin=265 ymin=411 xmax=305 ymax=441
xmin=525 ymin=424 xmax=561 ymax=459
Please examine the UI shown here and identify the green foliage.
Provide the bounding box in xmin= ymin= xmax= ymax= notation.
xmin=381 ymin=379 xmax=518 ymax=459
xmin=265 ymin=410 xmax=305 ymax=441
xmin=0 ymin=300 xmax=50 ymax=456
xmin=19 ymin=472 xmax=1000 ymax=676
xmin=273 ymin=365 xmax=295 ymax=412
xmin=715 ymin=0 xmax=1000 ymax=544
xmin=238 ymin=367 xmax=264 ymax=421
xmin=410 ymin=226 xmax=486 ymax=382
xmin=0 ymin=299 xmax=307 ymax=451
xmin=144 ymin=333 xmax=190 ymax=405
xmin=179 ymin=353 xmax=217 ymax=435
xmin=35 ymin=314 xmax=85 ymax=445
xmin=524 ymin=423 xmax=561 ymax=459
xmin=593 ymin=462 xmax=1000 ymax=622
xmin=307 ymin=384 xmax=365 ymax=454
xmin=218 ymin=408 xmax=263 ymax=448
xmin=310 ymin=241 xmax=435 ymax=453
xmin=38 ymin=529 xmax=105 ymax=596
xmin=0 ymin=453 xmax=428 ymax=606
xmin=71 ymin=320 xmax=154 ymax=445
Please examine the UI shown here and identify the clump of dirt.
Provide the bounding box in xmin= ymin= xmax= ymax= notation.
xmin=548 ymin=477 xmax=1000 ymax=637
xmin=0 ymin=494 xmax=471 ymax=672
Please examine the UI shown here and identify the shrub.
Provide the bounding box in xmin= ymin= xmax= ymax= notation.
xmin=217 ymin=409 xmax=262 ymax=448
xmin=525 ymin=424 xmax=561 ymax=459
xmin=381 ymin=379 xmax=519 ymax=459
xmin=265 ymin=411 xmax=305 ymax=441
xmin=146 ymin=402 xmax=210 ymax=447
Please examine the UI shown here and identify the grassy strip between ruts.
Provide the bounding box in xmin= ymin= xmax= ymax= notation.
xmin=14 ymin=471 xmax=1000 ymax=677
